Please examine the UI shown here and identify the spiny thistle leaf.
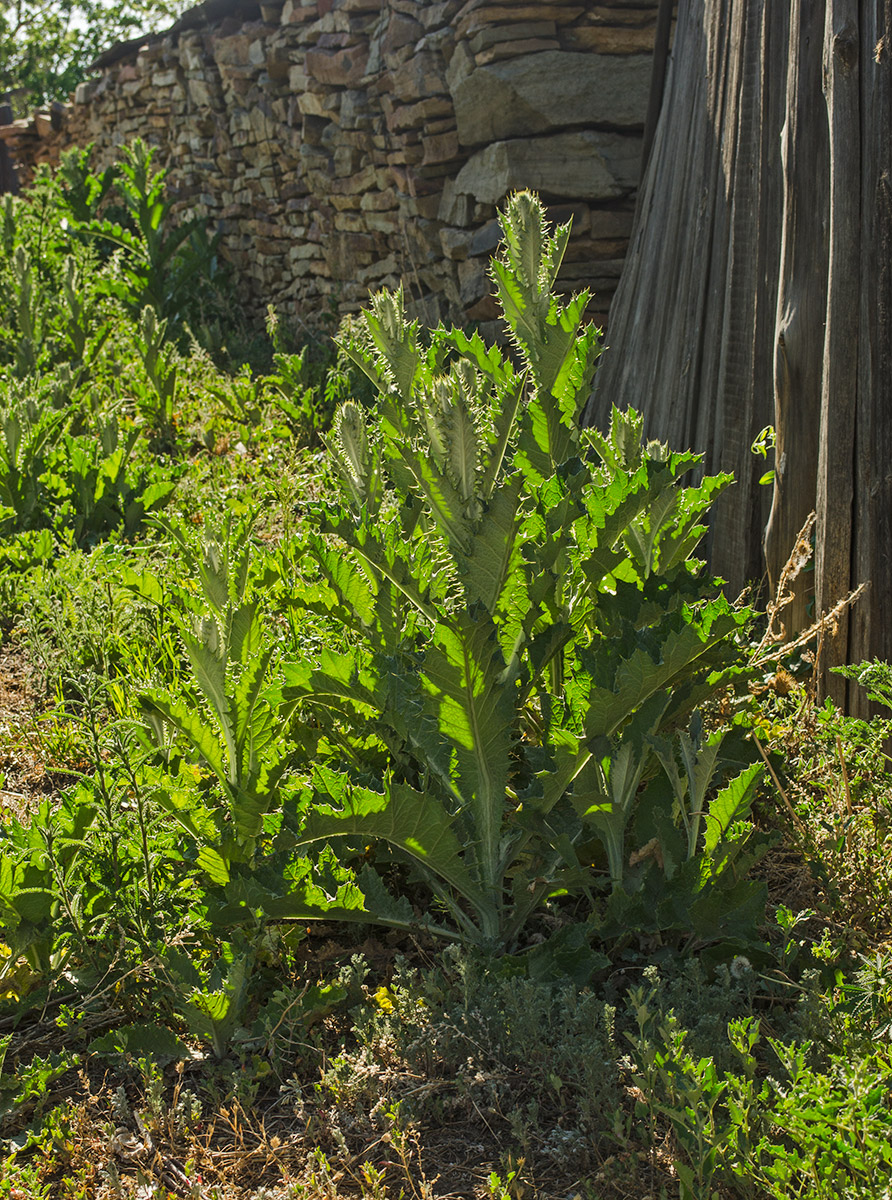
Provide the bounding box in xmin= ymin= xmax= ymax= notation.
xmin=365 ymin=287 xmax=420 ymax=403
xmin=442 ymin=388 xmax=482 ymax=507
xmin=327 ymin=400 xmax=381 ymax=512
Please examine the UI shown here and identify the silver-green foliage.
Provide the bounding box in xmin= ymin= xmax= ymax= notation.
xmin=278 ymin=192 xmax=756 ymax=950
xmin=138 ymin=516 xmax=293 ymax=869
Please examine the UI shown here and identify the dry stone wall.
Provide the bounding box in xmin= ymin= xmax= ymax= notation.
xmin=2 ymin=0 xmax=659 ymax=332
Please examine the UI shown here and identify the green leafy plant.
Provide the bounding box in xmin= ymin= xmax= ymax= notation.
xmin=0 ymin=1037 xmax=78 ymax=1133
xmin=0 ymin=788 xmax=99 ymax=981
xmin=132 ymin=305 xmax=179 ymax=443
xmin=612 ymin=721 xmax=768 ymax=941
xmin=159 ymin=940 xmax=254 ymax=1059
xmin=750 ymin=424 xmax=776 ymax=487
xmin=43 ymin=415 xmax=177 ymax=546
xmin=85 ymin=139 xmax=219 ymax=328
xmin=55 ymin=256 xmax=113 ymax=379
xmin=133 ymin=516 xmax=369 ymax=950
xmin=9 ymin=247 xmax=42 ymax=379
xmin=626 ymin=989 xmax=745 ymax=1200
xmin=270 ymin=192 xmax=756 ymax=951
xmin=55 ymin=144 xmax=116 ymax=228
xmin=264 ymin=305 xmax=347 ymax=446
xmin=755 ymin=1039 xmax=892 ymax=1199
xmin=0 ymin=393 xmax=66 ymax=534
xmin=137 ymin=516 xmax=296 ymax=872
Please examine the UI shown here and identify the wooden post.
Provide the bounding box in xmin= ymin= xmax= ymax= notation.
xmin=764 ymin=0 xmax=828 ymax=635
xmin=816 ymin=0 xmax=860 ymax=706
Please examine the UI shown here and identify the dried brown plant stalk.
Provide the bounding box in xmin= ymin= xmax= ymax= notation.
xmin=753 ymin=511 xmax=867 ymax=669
xmin=757 ymin=511 xmax=817 ymax=652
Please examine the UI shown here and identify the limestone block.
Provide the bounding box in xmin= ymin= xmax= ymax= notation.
xmin=439 ymin=226 xmax=472 ymax=260
xmin=445 ymin=40 xmax=474 ymax=92
xmin=588 ymin=208 xmax=635 ymax=238
xmin=456 ymin=5 xmax=583 ymax=35
xmin=255 ymin=236 xmax=289 ymax=254
xmin=316 ymin=31 xmax=352 ymax=49
xmin=266 ymin=43 xmax=294 ymax=79
xmin=248 ymin=39 xmax=267 ymax=66
xmin=390 ymin=51 xmax=447 ymax=101
xmin=387 ymin=95 xmax=452 ymax=133
xmin=289 ymin=63 xmax=309 ymax=90
xmin=340 ymin=89 xmax=372 ymax=127
xmin=297 ymin=90 xmax=341 ymax=119
xmin=340 ymin=128 xmax=377 ymax=151
xmin=328 ymin=162 xmax=378 ymax=192
xmin=358 ymin=253 xmax=399 ymax=283
xmin=469 ymin=21 xmax=557 ymax=52
xmin=412 ymin=191 xmax=446 ymax=219
xmin=179 ymin=38 xmax=206 ymax=71
xmin=74 ymin=78 xmax=103 ymax=105
xmin=475 ymin=38 xmax=560 ymax=65
xmin=438 ymin=178 xmax=473 ymax=226
xmin=188 ymin=78 xmax=217 ymax=107
xmin=289 ymin=242 xmax=319 ymax=260
xmin=565 ymin=26 xmax=656 ymax=53
xmin=404 ymin=217 xmax=442 ymax=260
xmin=464 ymin=293 xmax=500 ymax=322
xmin=305 ymin=45 xmax=370 ymax=87
xmin=453 ymin=131 xmax=641 ymax=204
xmin=386 ymin=144 xmax=424 ymax=166
xmin=558 ymin=257 xmax=624 ymax=280
xmin=382 ymin=13 xmax=423 ymax=56
xmin=329 ymin=194 xmax=362 ymax=211
xmin=419 ymin=2 xmax=454 ymax=29
xmin=588 ymin=5 xmax=658 ymax=27
xmin=326 ymin=231 xmax=381 ymax=279
xmin=218 ymin=63 xmax=258 ymax=90
xmin=421 ymin=131 xmax=459 ymax=165
xmin=452 ymin=51 xmax=652 ymax=145
xmin=212 ymin=33 xmax=255 ymax=66
xmin=427 ymin=116 xmax=458 ymax=136
xmin=469 ymin=219 xmax=501 ymax=256
xmin=333 ymin=143 xmax=363 ymax=175
xmin=136 ymin=43 xmax=165 ymax=68
xmin=334 ymin=211 xmax=365 ymax=231
xmin=363 ymin=211 xmax=401 ymax=233
xmin=281 ymin=1 xmax=318 ymax=25
xmin=458 ymin=257 xmax=489 ymax=305
xmin=360 ymin=186 xmax=397 ymax=210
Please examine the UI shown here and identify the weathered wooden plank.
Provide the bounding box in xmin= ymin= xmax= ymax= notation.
xmin=849 ymin=0 xmax=892 ymax=715
xmin=763 ymin=0 xmax=828 ymax=636
xmin=585 ymin=0 xmax=781 ymax=595
xmin=816 ymin=0 xmax=860 ymax=705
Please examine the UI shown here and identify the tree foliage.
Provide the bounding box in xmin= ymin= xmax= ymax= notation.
xmin=0 ymin=0 xmax=185 ymax=114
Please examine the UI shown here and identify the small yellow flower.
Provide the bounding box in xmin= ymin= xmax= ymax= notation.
xmin=374 ymin=986 xmax=395 ymax=1013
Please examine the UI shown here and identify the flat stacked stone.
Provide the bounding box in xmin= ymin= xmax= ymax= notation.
xmin=2 ymin=0 xmax=659 ymax=333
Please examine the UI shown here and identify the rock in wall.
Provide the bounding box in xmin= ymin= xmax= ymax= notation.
xmin=1 ymin=0 xmax=659 ymax=334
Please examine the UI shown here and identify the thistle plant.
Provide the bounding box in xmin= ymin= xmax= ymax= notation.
xmin=273 ymin=192 xmax=756 ymax=951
